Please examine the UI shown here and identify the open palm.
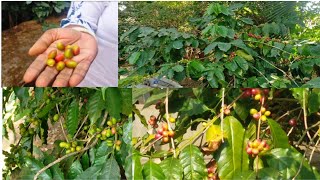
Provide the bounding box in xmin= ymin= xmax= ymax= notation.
xmin=23 ymin=28 xmax=98 ymax=87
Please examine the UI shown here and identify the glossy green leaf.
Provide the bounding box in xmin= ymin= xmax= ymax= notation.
xmin=43 ymin=155 xmax=64 ymax=180
xmin=132 ymin=88 xmax=154 ymax=103
xmin=225 ymin=61 xmax=238 ymax=72
xmin=143 ymin=89 xmax=170 ymax=108
xmin=173 ymin=40 xmax=184 ymax=49
xmin=34 ymin=88 xmax=44 ymax=103
xmin=234 ymin=56 xmax=249 ymax=71
xmin=37 ymin=102 xmax=56 ymax=118
xmin=245 ymin=122 xmax=256 ymax=141
xmin=187 ymin=60 xmax=206 ymax=79
xmin=98 ymin=156 xmax=121 ymax=180
xmin=81 ymin=152 xmax=90 ymax=170
xmin=94 ymin=141 xmax=113 ymax=166
xmin=257 ymin=168 xmax=280 ymax=180
xmin=133 ymin=151 xmax=143 ymax=180
xmin=234 ymin=101 xmax=249 ymax=121
xmin=120 ymin=88 xmax=132 ymax=116
xmin=67 ymin=160 xmax=83 ymax=179
xmin=216 ymin=116 xmax=249 ymax=179
xmin=303 ymin=77 xmax=320 ymax=88
xmin=105 ymin=88 xmax=122 ymax=120
xmin=123 ymin=120 xmax=132 ymax=145
xmin=233 ymin=170 xmax=256 ymax=179
xmin=13 ymin=87 xmax=29 ymax=108
xmin=216 ymin=26 xmax=229 ymax=37
xmin=159 ymin=157 xmax=183 ymax=180
xmin=204 ymin=42 xmax=218 ymax=55
xmin=129 ymin=52 xmax=141 ymax=65
xmin=179 ymin=98 xmax=210 ymax=116
xmin=179 ymin=144 xmax=207 ymax=179
xmin=75 ymin=166 xmax=101 ymax=180
xmin=266 ymin=148 xmax=319 ymax=179
xmin=172 ymin=64 xmax=184 ymax=72
xmin=67 ymin=99 xmax=79 ymax=137
xmin=87 ymin=91 xmax=105 ymax=125
xmin=19 ymin=157 xmax=52 ymax=180
xmin=308 ymin=92 xmax=319 ymax=114
xmin=240 ymin=17 xmax=253 ymax=25
xmin=142 ymin=160 xmax=166 ymax=180
xmin=218 ymin=42 xmax=231 ymax=52
xmin=267 ymin=119 xmax=289 ymax=148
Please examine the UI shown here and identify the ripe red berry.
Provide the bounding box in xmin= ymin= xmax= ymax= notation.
xmin=251 ymin=88 xmax=260 ymax=95
xmin=289 ymin=118 xmax=297 ymax=127
xmin=72 ymin=45 xmax=80 ymax=56
xmin=157 ymin=128 xmax=163 ymax=135
xmin=155 ymin=134 xmax=161 ymax=139
xmin=55 ymin=54 xmax=65 ymax=62
xmin=253 ymin=113 xmax=260 ymax=120
xmin=150 ymin=115 xmax=156 ymax=121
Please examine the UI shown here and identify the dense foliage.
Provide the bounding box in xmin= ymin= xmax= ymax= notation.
xmin=119 ymin=2 xmax=320 ymax=88
xmin=2 ymin=1 xmax=69 ymax=30
xmin=2 ymin=88 xmax=132 ymax=180
xmin=132 ymin=88 xmax=320 ymax=179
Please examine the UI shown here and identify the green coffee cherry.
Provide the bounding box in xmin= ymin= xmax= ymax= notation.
xmin=53 ymin=114 xmax=59 ymax=121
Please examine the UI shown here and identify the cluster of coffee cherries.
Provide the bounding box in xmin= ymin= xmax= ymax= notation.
xmin=59 ymin=141 xmax=84 ymax=154
xmin=246 ymin=139 xmax=270 ymax=157
xmin=250 ymin=107 xmax=271 ymax=121
xmin=241 ymin=88 xmax=269 ymax=102
xmin=86 ymin=117 xmax=123 ymax=151
xmin=155 ymin=100 xmax=165 ymax=114
xmin=148 ymin=115 xmax=158 ymax=128
xmin=46 ymin=42 xmax=79 ymax=71
xmin=3 ymin=145 xmax=25 ymax=169
xmin=155 ymin=123 xmax=175 ymax=143
xmin=19 ymin=118 xmax=41 ymax=137
xmin=220 ymin=104 xmax=231 ymax=115
xmin=248 ymin=33 xmax=263 ymax=40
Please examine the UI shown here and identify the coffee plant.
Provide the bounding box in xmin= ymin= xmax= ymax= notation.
xmin=2 ymin=87 xmax=132 ymax=180
xmin=132 ymin=88 xmax=320 ymax=179
xmin=119 ymin=3 xmax=320 ymax=88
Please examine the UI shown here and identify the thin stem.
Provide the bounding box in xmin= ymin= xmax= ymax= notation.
xmin=73 ymin=115 xmax=89 ymax=140
xmin=141 ymin=136 xmax=163 ymax=153
xmin=34 ymin=137 xmax=99 ymax=180
xmin=220 ymin=88 xmax=225 ymax=143
xmin=296 ymin=121 xmax=320 ymax=146
xmin=275 ymin=107 xmax=301 ymax=121
xmin=165 ymin=88 xmax=176 ymax=157
xmin=257 ymin=96 xmax=265 ymax=140
xmin=249 ymin=65 xmax=272 ymax=85
xmin=309 ymin=137 xmax=320 ymax=163
xmin=302 ymin=90 xmax=312 ymax=141
xmin=179 ymin=93 xmax=243 ymax=151
xmin=287 ymin=127 xmax=294 ymax=136
xmin=56 ymin=104 xmax=68 ymax=142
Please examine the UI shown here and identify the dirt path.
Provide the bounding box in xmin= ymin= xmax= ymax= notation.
xmin=1 ymin=16 xmax=64 ymax=87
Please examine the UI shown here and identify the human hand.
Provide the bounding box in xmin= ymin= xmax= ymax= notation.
xmin=23 ymin=27 xmax=98 ymax=87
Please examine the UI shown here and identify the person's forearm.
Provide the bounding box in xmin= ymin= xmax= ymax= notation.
xmin=60 ymin=2 xmax=108 ymax=35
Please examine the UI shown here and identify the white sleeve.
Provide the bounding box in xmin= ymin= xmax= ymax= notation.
xmin=60 ymin=2 xmax=109 ymax=35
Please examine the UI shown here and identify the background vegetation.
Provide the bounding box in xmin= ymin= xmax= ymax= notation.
xmin=119 ymin=2 xmax=320 ymax=88
xmin=2 ymin=1 xmax=70 ymax=30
